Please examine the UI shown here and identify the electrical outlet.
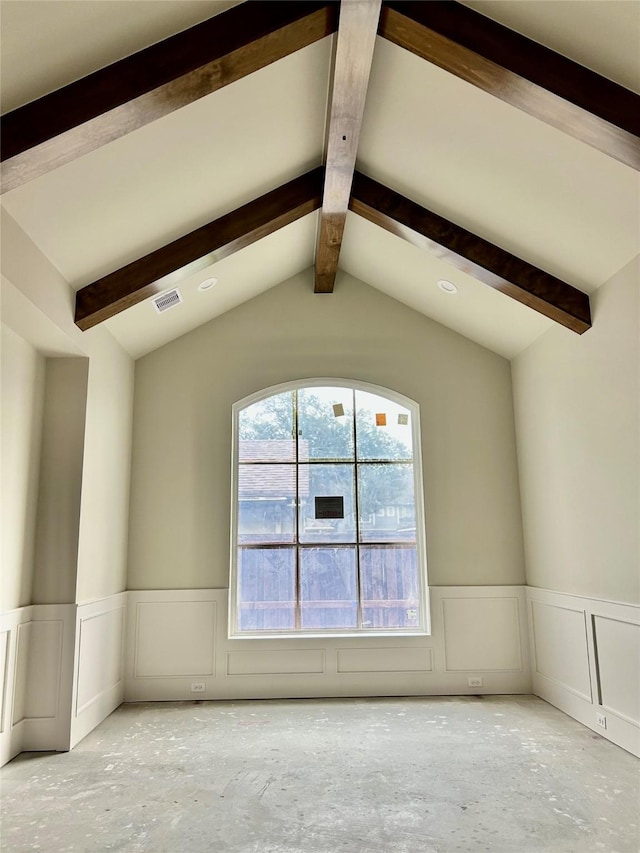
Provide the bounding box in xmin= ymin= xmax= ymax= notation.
xmin=468 ymin=676 xmax=483 ymax=688
xmin=191 ymin=682 xmax=205 ymax=693
xmin=596 ymin=712 xmax=607 ymax=729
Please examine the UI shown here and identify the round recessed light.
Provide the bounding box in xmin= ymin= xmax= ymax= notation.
xmin=198 ymin=277 xmax=218 ymax=292
xmin=437 ymin=279 xmax=458 ymax=294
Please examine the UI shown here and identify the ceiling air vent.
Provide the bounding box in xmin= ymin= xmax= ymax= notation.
xmin=152 ymin=288 xmax=183 ymax=314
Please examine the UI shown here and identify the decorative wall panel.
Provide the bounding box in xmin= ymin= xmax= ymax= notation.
xmin=527 ymin=588 xmax=639 ymax=757
xmin=593 ymin=615 xmax=640 ymax=725
xmin=530 ymin=600 xmax=592 ymax=700
xmin=0 ymin=631 xmax=8 ymax=734
xmin=337 ymin=647 xmax=432 ymax=673
xmin=227 ymin=649 xmax=325 ymax=676
xmin=77 ymin=606 xmax=124 ymax=714
xmin=70 ymin=595 xmax=126 ymax=750
xmin=134 ymin=600 xmax=216 ymax=678
xmin=442 ymin=597 xmax=522 ymax=672
xmin=24 ymin=620 xmax=63 ymax=719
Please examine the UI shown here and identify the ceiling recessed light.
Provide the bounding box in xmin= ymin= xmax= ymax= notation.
xmin=198 ymin=277 xmax=218 ymax=292
xmin=437 ymin=279 xmax=457 ymax=294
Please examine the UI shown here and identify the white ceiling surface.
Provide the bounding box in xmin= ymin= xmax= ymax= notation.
xmin=1 ymin=1 xmax=639 ymax=362
xmin=0 ymin=1 xmax=243 ymax=112
xmin=460 ymin=0 xmax=640 ymax=93
xmin=358 ymin=37 xmax=640 ymax=293
xmin=1 ymin=36 xmax=331 ymax=286
xmin=105 ymin=213 xmax=319 ymax=361
xmin=340 ymin=214 xmax=552 ymax=360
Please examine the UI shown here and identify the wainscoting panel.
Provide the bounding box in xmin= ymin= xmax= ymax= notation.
xmin=0 ymin=630 xmax=9 ymax=734
xmin=24 ymin=604 xmax=76 ymax=753
xmin=134 ymin=600 xmax=216 ymax=678
xmin=227 ymin=650 xmax=325 ymax=676
xmin=530 ymin=600 xmax=592 ymax=700
xmin=336 ymin=647 xmax=432 ymax=673
xmin=124 ymin=587 xmax=531 ymax=701
xmin=23 ymin=620 xmax=63 ymax=720
xmin=593 ymin=615 xmax=640 ymax=726
xmin=76 ymin=608 xmax=123 ymax=714
xmin=12 ymin=621 xmax=31 ymax=727
xmin=124 ymin=591 xmax=220 ymax=701
xmin=0 ymin=604 xmax=76 ymax=764
xmin=527 ymin=588 xmax=639 ymax=758
xmin=0 ymin=608 xmax=29 ymax=764
xmin=442 ymin=597 xmax=522 ymax=672
xmin=70 ymin=594 xmax=126 ymax=750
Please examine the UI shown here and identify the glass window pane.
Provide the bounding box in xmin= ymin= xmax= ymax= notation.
xmin=237 ymin=547 xmax=295 ymax=631
xmin=238 ymin=464 xmax=295 ymax=543
xmin=299 ymin=464 xmax=356 ymax=544
xmin=355 ymin=390 xmax=413 ymax=461
xmin=238 ymin=392 xmax=295 ymax=462
xmin=358 ymin=463 xmax=416 ymax=542
xmin=298 ymin=387 xmax=354 ymax=461
xmin=360 ymin=545 xmax=420 ymax=629
xmin=300 ymin=547 xmax=357 ymax=629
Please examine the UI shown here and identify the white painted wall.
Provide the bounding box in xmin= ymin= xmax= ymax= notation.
xmin=1 ymin=326 xmax=45 ymax=611
xmin=512 ymin=256 xmax=639 ymax=604
xmin=128 ymin=269 xmax=525 ymax=590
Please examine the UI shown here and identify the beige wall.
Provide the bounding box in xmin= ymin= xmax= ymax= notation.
xmin=75 ymin=337 xmax=135 ymax=602
xmin=128 ymin=270 xmax=525 ymax=590
xmin=32 ymin=358 xmax=88 ymax=605
xmin=512 ymin=255 xmax=639 ymax=604
xmin=1 ymin=326 xmax=45 ymax=611
xmin=1 ymin=209 xmax=135 ymax=606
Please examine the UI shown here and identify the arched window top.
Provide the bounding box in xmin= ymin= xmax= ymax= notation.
xmin=235 ymin=378 xmax=420 ymax=414
xmin=230 ymin=379 xmax=429 ymax=637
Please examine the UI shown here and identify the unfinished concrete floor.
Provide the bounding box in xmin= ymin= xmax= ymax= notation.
xmin=1 ymin=695 xmax=638 ymax=853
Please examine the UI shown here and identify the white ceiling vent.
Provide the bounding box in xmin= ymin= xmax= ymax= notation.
xmin=152 ymin=288 xmax=183 ymax=314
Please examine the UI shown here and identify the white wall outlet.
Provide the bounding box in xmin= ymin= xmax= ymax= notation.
xmin=468 ymin=676 xmax=483 ymax=688
xmin=596 ymin=712 xmax=607 ymax=729
xmin=191 ymin=682 xmax=205 ymax=693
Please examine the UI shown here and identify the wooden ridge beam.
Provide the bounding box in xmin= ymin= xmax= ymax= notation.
xmin=2 ymin=1 xmax=339 ymax=193
xmin=75 ymin=167 xmax=324 ymax=331
xmin=315 ymin=0 xmax=382 ymax=293
xmin=380 ymin=1 xmax=640 ymax=170
xmin=350 ymin=172 xmax=591 ymax=334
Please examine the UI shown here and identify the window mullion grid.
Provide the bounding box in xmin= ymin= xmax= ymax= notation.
xmin=293 ymin=389 xmax=301 ymax=631
xmin=352 ymin=388 xmax=364 ymax=631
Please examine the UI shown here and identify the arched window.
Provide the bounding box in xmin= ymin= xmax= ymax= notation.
xmin=229 ymin=380 xmax=429 ymax=636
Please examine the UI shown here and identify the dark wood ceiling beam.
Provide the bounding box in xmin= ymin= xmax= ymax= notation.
xmin=1 ymin=1 xmax=339 ymax=193
xmin=315 ymin=0 xmax=382 ymax=293
xmin=380 ymin=1 xmax=640 ymax=170
xmin=350 ymin=172 xmax=591 ymax=334
xmin=75 ymin=168 xmax=324 ymax=331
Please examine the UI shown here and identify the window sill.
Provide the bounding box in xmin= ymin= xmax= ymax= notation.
xmin=228 ymin=629 xmax=431 ymax=641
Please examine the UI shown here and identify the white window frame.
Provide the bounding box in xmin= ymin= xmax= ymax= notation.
xmin=228 ymin=378 xmax=430 ymax=638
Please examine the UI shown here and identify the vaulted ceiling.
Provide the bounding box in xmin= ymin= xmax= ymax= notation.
xmin=2 ymin=0 xmax=639 ymax=359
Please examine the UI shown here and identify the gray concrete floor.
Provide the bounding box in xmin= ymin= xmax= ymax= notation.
xmin=1 ymin=695 xmax=638 ymax=853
